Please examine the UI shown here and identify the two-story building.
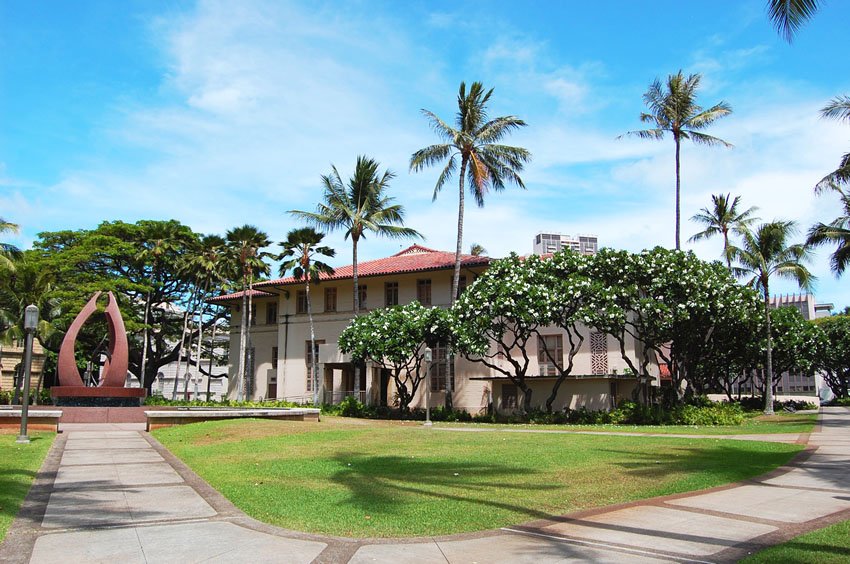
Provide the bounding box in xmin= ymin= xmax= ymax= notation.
xmin=211 ymin=245 xmax=652 ymax=413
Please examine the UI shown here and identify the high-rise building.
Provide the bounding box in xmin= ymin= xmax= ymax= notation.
xmin=532 ymin=232 xmax=598 ymax=256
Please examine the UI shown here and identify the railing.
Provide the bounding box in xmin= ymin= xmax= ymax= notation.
xmin=324 ymin=390 xmax=366 ymax=405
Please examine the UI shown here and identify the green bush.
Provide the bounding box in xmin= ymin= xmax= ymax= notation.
xmin=676 ymin=403 xmax=744 ymax=425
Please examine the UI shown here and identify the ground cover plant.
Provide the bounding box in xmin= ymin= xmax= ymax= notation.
xmin=740 ymin=519 xmax=850 ymax=563
xmin=154 ymin=417 xmax=802 ymax=538
xmin=0 ymin=430 xmax=54 ymax=542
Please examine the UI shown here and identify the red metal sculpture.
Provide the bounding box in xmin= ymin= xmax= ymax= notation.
xmin=53 ymin=291 xmax=143 ymax=405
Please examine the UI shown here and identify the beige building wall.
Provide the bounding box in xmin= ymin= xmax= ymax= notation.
xmin=0 ymin=340 xmax=47 ymax=395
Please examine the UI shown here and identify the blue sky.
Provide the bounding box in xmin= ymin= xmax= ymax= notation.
xmin=1 ymin=0 xmax=848 ymax=308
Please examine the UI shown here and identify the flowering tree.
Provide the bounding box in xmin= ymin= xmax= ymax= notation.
xmin=812 ymin=315 xmax=849 ymax=398
xmin=450 ymin=254 xmax=550 ymax=413
xmin=338 ymin=302 xmax=449 ymax=414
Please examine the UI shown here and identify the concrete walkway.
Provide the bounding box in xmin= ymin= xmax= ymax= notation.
xmin=0 ymin=409 xmax=848 ymax=563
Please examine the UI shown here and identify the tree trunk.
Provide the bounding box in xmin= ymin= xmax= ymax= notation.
xmin=246 ymin=270 xmax=256 ymax=400
xmin=237 ymin=273 xmax=248 ymax=402
xmin=172 ymin=310 xmax=189 ymax=400
xmin=447 ymin=159 xmax=468 ymax=411
xmin=352 ymin=237 xmax=361 ymax=398
xmin=722 ymin=228 xmax=731 ymax=270
xmin=521 ymin=384 xmax=533 ymax=414
xmin=306 ymin=279 xmax=318 ymax=406
xmin=674 ymin=135 xmax=681 ymax=251
xmin=140 ymin=272 xmax=153 ymax=386
xmin=764 ymin=288 xmax=775 ymax=415
xmin=206 ymin=321 xmax=217 ymax=401
xmin=182 ymin=289 xmax=200 ymax=401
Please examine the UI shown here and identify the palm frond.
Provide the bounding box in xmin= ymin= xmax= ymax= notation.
xmin=767 ymin=0 xmax=820 ymax=42
xmin=687 ymin=131 xmax=734 ymax=147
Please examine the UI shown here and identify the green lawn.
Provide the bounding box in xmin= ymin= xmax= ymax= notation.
xmin=154 ymin=417 xmax=802 ymax=538
xmin=740 ymin=519 xmax=850 ymax=563
xmin=433 ymin=412 xmax=817 ymax=436
xmin=0 ymin=430 xmax=55 ymax=542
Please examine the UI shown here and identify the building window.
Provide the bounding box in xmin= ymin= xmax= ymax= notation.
xmin=325 ymin=287 xmax=337 ymax=312
xmin=272 ymin=346 xmax=278 ymax=369
xmin=590 ymin=332 xmax=608 ymax=375
xmin=430 ymin=342 xmax=452 ymax=391
xmin=358 ymin=285 xmax=368 ymax=310
xmin=537 ymin=334 xmax=563 ymax=376
xmin=502 ymin=384 xmax=518 ymax=410
xmin=417 ymin=279 xmax=432 ymax=305
xmin=305 ymin=340 xmax=325 ymax=391
xmin=457 ymin=275 xmax=469 ymax=298
xmin=385 ymin=282 xmax=399 ymax=307
xmin=296 ymin=290 xmax=308 ymax=314
xmin=266 ymin=302 xmax=278 ymax=325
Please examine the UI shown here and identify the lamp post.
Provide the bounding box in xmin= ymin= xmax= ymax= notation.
xmin=423 ymin=347 xmax=432 ymax=427
xmin=16 ymin=305 xmax=39 ymax=444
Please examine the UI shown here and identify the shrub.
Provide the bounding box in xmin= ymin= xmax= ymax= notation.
xmin=676 ymin=403 xmax=744 ymax=426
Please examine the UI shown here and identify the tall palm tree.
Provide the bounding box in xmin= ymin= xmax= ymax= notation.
xmin=469 ymin=243 xmax=487 ymax=256
xmin=728 ymin=221 xmax=813 ymax=415
xmin=767 ymin=0 xmax=820 ymax=42
xmin=807 ymin=185 xmax=850 ymax=276
xmin=410 ymin=81 xmax=530 ymax=302
xmin=225 ymin=225 xmax=272 ymax=401
xmin=688 ymin=193 xmax=759 ymax=268
xmin=290 ymin=155 xmax=420 ymax=315
xmin=0 ymin=218 xmax=21 ymax=271
xmin=279 ymin=227 xmax=335 ymax=406
xmin=620 ymin=71 xmax=733 ymax=250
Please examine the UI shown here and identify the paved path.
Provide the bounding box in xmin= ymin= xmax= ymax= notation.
xmin=1 ymin=409 xmax=848 ymax=563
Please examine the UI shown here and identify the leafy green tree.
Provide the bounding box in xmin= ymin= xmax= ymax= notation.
xmin=339 ymin=302 xmax=449 ymax=415
xmin=767 ymin=0 xmax=820 ymax=42
xmin=225 ymin=225 xmax=272 ymax=401
xmin=410 ymin=81 xmax=530 ymax=302
xmin=31 ymin=220 xmax=213 ymax=391
xmin=689 ymin=193 xmax=759 ymax=268
xmin=279 ymin=227 xmax=335 ymax=405
xmin=767 ymin=306 xmax=822 ymax=385
xmin=621 ymin=71 xmax=732 ymax=250
xmin=813 ymin=315 xmax=850 ymax=398
xmin=728 ymin=221 xmax=814 ymax=414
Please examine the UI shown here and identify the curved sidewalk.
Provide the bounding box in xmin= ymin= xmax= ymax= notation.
xmin=0 ymin=408 xmax=847 ymax=563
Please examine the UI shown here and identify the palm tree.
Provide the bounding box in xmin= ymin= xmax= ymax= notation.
xmin=728 ymin=221 xmax=813 ymax=415
xmin=688 ymin=193 xmax=759 ymax=268
xmin=469 ymin=243 xmax=487 ymax=256
xmin=816 ymin=96 xmax=850 ymax=193
xmin=767 ymin=0 xmax=820 ymax=42
xmin=410 ymin=81 xmax=530 ymax=302
xmin=0 ymin=218 xmax=21 ymax=271
xmin=620 ymin=71 xmax=733 ymax=250
xmin=225 ymin=225 xmax=272 ymax=401
xmin=279 ymin=228 xmax=335 ymax=405
xmin=807 ymin=185 xmax=850 ymax=276
xmin=290 ymin=155 xmax=421 ymax=315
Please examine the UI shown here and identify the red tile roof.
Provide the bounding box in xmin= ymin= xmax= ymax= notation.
xmin=210 ymin=244 xmax=489 ymax=303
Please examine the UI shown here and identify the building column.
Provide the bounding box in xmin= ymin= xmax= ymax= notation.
xmin=364 ymin=361 xmax=374 ymax=405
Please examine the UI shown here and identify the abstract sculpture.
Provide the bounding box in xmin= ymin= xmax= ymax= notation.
xmin=52 ymin=291 xmax=145 ymax=406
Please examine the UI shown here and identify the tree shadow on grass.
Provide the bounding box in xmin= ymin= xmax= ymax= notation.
xmin=327 ymin=452 xmax=560 ymax=523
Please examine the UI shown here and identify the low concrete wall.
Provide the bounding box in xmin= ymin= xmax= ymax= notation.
xmin=145 ymin=408 xmax=321 ymax=431
xmin=0 ymin=409 xmax=62 ymax=432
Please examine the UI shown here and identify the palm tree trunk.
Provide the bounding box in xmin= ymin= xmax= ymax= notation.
xmin=722 ymin=229 xmax=731 ymax=270
xmin=140 ymin=274 xmax=153 ymax=386
xmin=352 ymin=237 xmax=360 ymax=399
xmin=246 ymin=270 xmax=256 ymax=399
xmin=237 ymin=273 xmax=248 ymax=402
xmin=446 ymin=160 xmax=468 ymax=412
xmin=764 ymin=289 xmax=775 ymax=415
xmin=675 ymin=136 xmax=682 ymax=251
xmin=172 ymin=310 xmax=189 ymax=400
xmin=206 ymin=321 xmax=217 ymax=401
xmin=306 ymin=279 xmax=318 ymax=406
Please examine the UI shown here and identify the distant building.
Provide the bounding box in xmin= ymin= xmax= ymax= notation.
xmin=533 ymin=232 xmax=598 ymax=256
xmin=0 ymin=340 xmax=46 ymax=397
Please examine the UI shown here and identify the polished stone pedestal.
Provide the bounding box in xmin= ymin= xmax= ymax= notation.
xmin=51 ymin=386 xmax=147 ymax=407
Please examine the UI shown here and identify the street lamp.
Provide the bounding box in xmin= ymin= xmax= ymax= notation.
xmin=423 ymin=347 xmax=433 ymax=427
xmin=17 ymin=305 xmax=39 ymax=444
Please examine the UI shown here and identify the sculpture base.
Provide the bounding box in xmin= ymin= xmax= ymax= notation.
xmin=50 ymin=387 xmax=147 ymax=407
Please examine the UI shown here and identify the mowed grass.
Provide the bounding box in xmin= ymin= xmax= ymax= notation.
xmin=434 ymin=412 xmax=818 ymax=436
xmin=740 ymin=519 xmax=850 ymax=563
xmin=0 ymin=430 xmax=54 ymax=542
xmin=154 ymin=417 xmax=802 ymax=538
